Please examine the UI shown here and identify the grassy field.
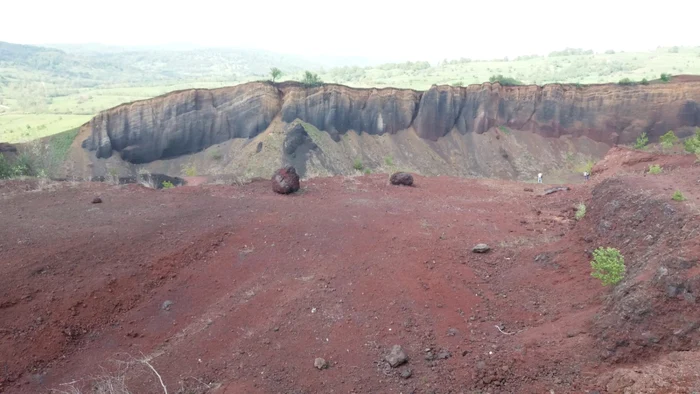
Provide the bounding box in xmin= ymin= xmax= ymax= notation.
xmin=1 ymin=42 xmax=699 ymax=143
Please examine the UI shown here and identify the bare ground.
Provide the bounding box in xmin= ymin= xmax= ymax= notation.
xmin=1 ymin=147 xmax=699 ymax=394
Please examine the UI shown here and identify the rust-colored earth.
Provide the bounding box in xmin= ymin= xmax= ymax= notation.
xmin=1 ymin=147 xmax=700 ymax=394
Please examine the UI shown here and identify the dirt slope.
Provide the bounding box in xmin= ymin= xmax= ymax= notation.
xmin=1 ymin=148 xmax=699 ymax=393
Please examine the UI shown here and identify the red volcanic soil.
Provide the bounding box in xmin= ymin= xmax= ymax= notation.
xmin=1 ymin=148 xmax=700 ymax=394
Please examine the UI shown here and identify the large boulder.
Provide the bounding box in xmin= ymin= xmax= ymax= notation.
xmin=272 ymin=166 xmax=300 ymax=194
xmin=390 ymin=172 xmax=414 ymax=186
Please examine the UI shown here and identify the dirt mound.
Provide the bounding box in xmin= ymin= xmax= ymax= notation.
xmin=592 ymin=145 xmax=697 ymax=178
xmin=1 ymin=153 xmax=700 ymax=393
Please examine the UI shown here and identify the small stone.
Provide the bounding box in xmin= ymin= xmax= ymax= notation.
xmin=91 ymin=197 xmax=102 ymax=204
xmin=385 ymin=345 xmax=408 ymax=367
xmin=447 ymin=328 xmax=459 ymax=337
xmin=436 ymin=350 xmax=451 ymax=360
xmin=390 ymin=172 xmax=414 ymax=186
xmin=161 ymin=300 xmax=173 ymax=311
xmin=472 ymin=244 xmax=491 ymax=253
xmin=314 ymin=357 xmax=328 ymax=370
xmin=400 ymin=368 xmax=412 ymax=379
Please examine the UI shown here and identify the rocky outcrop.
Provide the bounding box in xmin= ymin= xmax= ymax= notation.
xmin=80 ymin=78 xmax=700 ymax=164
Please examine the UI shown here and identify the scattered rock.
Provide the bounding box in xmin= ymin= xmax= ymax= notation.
xmin=436 ymin=350 xmax=451 ymax=360
xmin=314 ymin=357 xmax=328 ymax=370
xmin=390 ymin=172 xmax=414 ymax=186
xmin=472 ymin=243 xmax=491 ymax=253
xmin=447 ymin=328 xmax=459 ymax=337
xmin=91 ymin=197 xmax=102 ymax=204
xmin=544 ymin=186 xmax=570 ymax=195
xmin=523 ymin=187 xmax=534 ymax=192
xmin=400 ymin=368 xmax=412 ymax=379
xmin=161 ymin=300 xmax=173 ymax=311
xmin=271 ymin=166 xmax=300 ymax=194
xmin=424 ymin=351 xmax=435 ymax=361
xmin=385 ymin=345 xmax=408 ymax=367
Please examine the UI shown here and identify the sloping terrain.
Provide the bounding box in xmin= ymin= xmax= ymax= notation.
xmin=1 ymin=147 xmax=699 ymax=393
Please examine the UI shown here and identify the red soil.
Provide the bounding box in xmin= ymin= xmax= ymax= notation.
xmin=1 ymin=148 xmax=699 ymax=393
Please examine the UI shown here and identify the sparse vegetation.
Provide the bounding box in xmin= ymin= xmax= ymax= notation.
xmin=684 ymin=128 xmax=700 ymax=154
xmin=162 ymin=181 xmax=174 ymax=189
xmin=498 ymin=125 xmax=511 ymax=134
xmin=210 ymin=151 xmax=223 ymax=161
xmin=648 ymin=164 xmax=662 ymax=174
xmin=182 ymin=164 xmax=197 ymax=177
xmin=633 ymin=131 xmax=648 ymax=149
xmin=640 ymin=78 xmax=649 ymax=85
xmin=618 ymin=78 xmax=635 ymax=85
xmin=660 ymin=73 xmax=672 ymax=82
xmin=660 ymin=130 xmax=678 ymax=149
xmin=575 ymin=203 xmax=587 ymax=220
xmin=353 ymin=158 xmax=364 ymax=171
xmin=384 ymin=156 xmax=394 ymax=166
xmin=672 ymin=190 xmax=686 ymax=201
xmin=489 ymin=74 xmax=522 ymax=86
xmin=301 ymin=71 xmax=323 ymax=87
xmin=590 ymin=247 xmax=626 ymax=286
xmin=270 ymin=67 xmax=283 ymax=83
xmin=364 ymin=169 xmax=371 ymax=175
xmin=575 ymin=160 xmax=595 ymax=174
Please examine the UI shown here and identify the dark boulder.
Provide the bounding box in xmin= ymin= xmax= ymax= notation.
xmin=91 ymin=197 xmax=102 ymax=204
xmin=272 ymin=166 xmax=300 ymax=194
xmin=390 ymin=172 xmax=414 ymax=186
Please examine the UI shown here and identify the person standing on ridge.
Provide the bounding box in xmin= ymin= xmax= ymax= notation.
xmin=584 ymin=171 xmax=590 ymax=181
xmin=537 ymin=173 xmax=543 ymax=184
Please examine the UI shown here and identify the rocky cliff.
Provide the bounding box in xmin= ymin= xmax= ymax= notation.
xmin=77 ymin=78 xmax=700 ymax=179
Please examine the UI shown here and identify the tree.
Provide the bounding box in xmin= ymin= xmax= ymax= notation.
xmin=270 ymin=67 xmax=282 ymax=83
xmin=301 ymin=71 xmax=323 ymax=87
xmin=660 ymin=73 xmax=671 ymax=82
xmin=634 ymin=131 xmax=648 ymax=149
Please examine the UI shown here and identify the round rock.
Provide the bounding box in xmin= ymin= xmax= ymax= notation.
xmin=271 ymin=166 xmax=301 ymax=194
xmin=314 ymin=357 xmax=328 ymax=370
xmin=472 ymin=243 xmax=491 ymax=253
xmin=385 ymin=345 xmax=408 ymax=367
xmin=390 ymin=172 xmax=414 ymax=186
xmin=91 ymin=197 xmax=102 ymax=204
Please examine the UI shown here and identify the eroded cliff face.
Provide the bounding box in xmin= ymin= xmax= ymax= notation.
xmin=78 ymin=79 xmax=700 ymax=179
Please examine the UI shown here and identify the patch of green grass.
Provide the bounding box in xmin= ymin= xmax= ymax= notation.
xmin=182 ymin=163 xmax=197 ymax=177
xmin=498 ymin=125 xmax=511 ymax=135
xmin=590 ymin=247 xmax=625 ymax=286
xmin=162 ymin=180 xmax=175 ymax=189
xmin=575 ymin=203 xmax=586 ymax=220
xmin=648 ymin=164 xmax=662 ymax=174
xmin=0 ymin=114 xmax=90 ymax=143
xmin=672 ymin=190 xmax=686 ymax=201
xmin=384 ymin=155 xmax=394 ymax=166
xmin=353 ymin=158 xmax=364 ymax=171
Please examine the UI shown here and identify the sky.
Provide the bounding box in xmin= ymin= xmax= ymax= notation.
xmin=2 ymin=0 xmax=699 ymax=62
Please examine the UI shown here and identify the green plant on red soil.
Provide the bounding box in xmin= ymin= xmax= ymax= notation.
xmin=575 ymin=203 xmax=586 ymax=220
xmin=648 ymin=164 xmax=662 ymax=174
xmin=684 ymin=128 xmax=700 ymax=154
xmin=660 ymin=130 xmax=678 ymax=149
xmin=162 ymin=181 xmax=174 ymax=189
xmin=634 ymin=131 xmax=648 ymax=149
xmin=590 ymin=247 xmax=626 ymax=286
xmin=672 ymin=190 xmax=686 ymax=201
xmin=353 ymin=158 xmax=364 ymax=171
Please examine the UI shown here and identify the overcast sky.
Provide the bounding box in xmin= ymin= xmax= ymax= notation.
xmin=3 ymin=0 xmax=699 ymax=61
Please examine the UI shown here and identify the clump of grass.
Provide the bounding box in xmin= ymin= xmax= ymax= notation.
xmin=575 ymin=203 xmax=587 ymax=220
xmin=353 ymin=158 xmax=364 ymax=171
xmin=162 ymin=180 xmax=174 ymax=189
xmin=182 ymin=163 xmax=197 ymax=177
xmin=672 ymin=190 xmax=685 ymax=201
xmin=384 ymin=156 xmax=394 ymax=166
xmin=364 ymin=169 xmax=371 ymax=175
xmin=590 ymin=247 xmax=625 ymax=286
xmin=210 ymin=151 xmax=222 ymax=161
xmin=648 ymin=164 xmax=662 ymax=174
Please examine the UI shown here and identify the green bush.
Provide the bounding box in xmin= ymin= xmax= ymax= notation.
xmin=384 ymin=156 xmax=394 ymax=166
xmin=660 ymin=130 xmax=678 ymax=149
xmin=683 ymin=128 xmax=700 ymax=153
xmin=640 ymin=78 xmax=649 ymax=85
xmin=575 ymin=203 xmax=587 ymax=220
xmin=634 ymin=131 xmax=648 ymax=149
xmin=618 ymin=78 xmax=635 ymax=85
xmin=590 ymin=247 xmax=626 ymax=286
xmin=660 ymin=73 xmax=671 ymax=82
xmin=488 ymin=74 xmax=522 ymax=86
xmin=270 ymin=67 xmax=282 ymax=82
xmin=0 ymin=153 xmax=12 ymax=179
xmin=353 ymin=158 xmax=364 ymax=171
xmin=648 ymin=164 xmax=662 ymax=174
xmin=364 ymin=169 xmax=371 ymax=175
xmin=162 ymin=181 xmax=175 ymax=189
xmin=672 ymin=190 xmax=685 ymax=201
xmin=301 ymin=71 xmax=323 ymax=87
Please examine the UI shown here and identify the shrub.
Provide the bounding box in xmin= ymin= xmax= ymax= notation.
xmin=590 ymin=247 xmax=625 ymax=286
xmin=453 ymin=81 xmax=464 ymax=87
xmin=0 ymin=153 xmax=12 ymax=179
xmin=660 ymin=73 xmax=671 ymax=82
xmin=364 ymin=169 xmax=371 ymax=175
xmin=575 ymin=203 xmax=586 ymax=220
xmin=660 ymin=130 xmax=678 ymax=149
xmin=182 ymin=164 xmax=197 ymax=177
xmin=672 ymin=190 xmax=685 ymax=201
xmin=270 ymin=67 xmax=282 ymax=83
xmin=301 ymin=71 xmax=323 ymax=87
xmin=618 ymin=78 xmax=635 ymax=85
xmin=684 ymin=128 xmax=700 ymax=153
xmin=489 ymin=74 xmax=522 ymax=86
xmin=634 ymin=131 xmax=648 ymax=149
xmin=353 ymin=158 xmax=364 ymax=171
xmin=162 ymin=181 xmax=175 ymax=189
xmin=648 ymin=164 xmax=662 ymax=174
xmin=210 ymin=151 xmax=222 ymax=161
xmin=384 ymin=156 xmax=394 ymax=166
xmin=640 ymin=78 xmax=649 ymax=85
